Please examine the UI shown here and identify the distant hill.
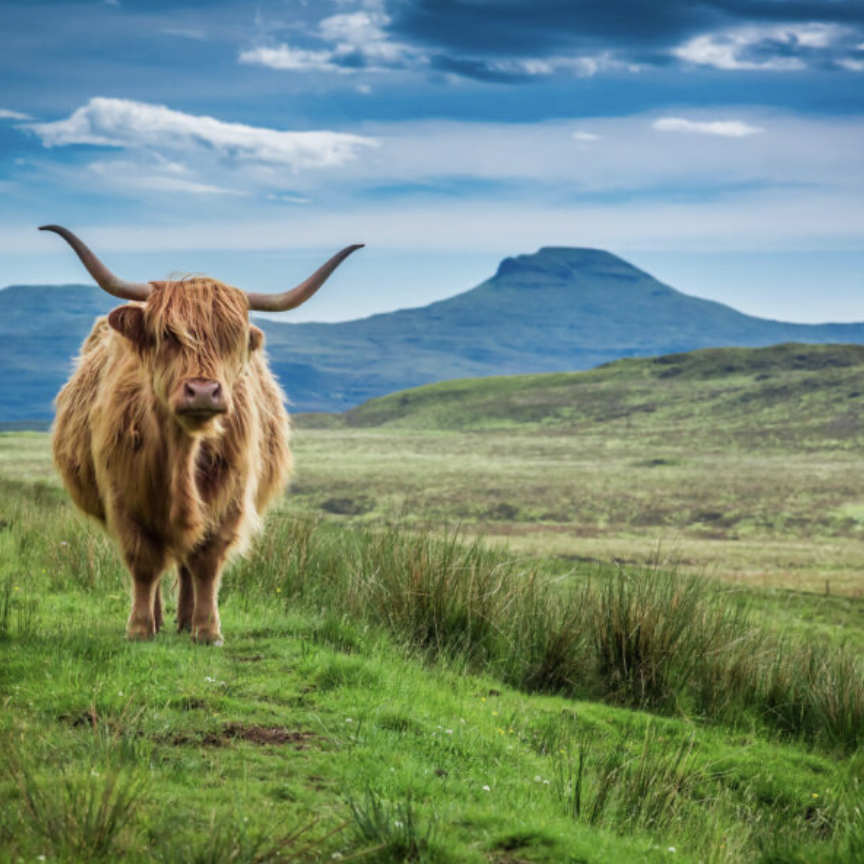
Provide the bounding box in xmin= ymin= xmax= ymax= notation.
xmin=4 ymin=247 xmax=864 ymax=423
xmin=339 ymin=343 xmax=864 ymax=449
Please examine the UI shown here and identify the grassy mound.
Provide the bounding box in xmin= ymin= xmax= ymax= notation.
xmin=340 ymin=343 xmax=864 ymax=446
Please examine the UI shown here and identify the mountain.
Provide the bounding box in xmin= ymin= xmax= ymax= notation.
xmin=4 ymin=247 xmax=864 ymax=423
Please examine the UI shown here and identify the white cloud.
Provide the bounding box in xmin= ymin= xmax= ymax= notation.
xmin=239 ymin=45 xmax=341 ymax=72
xmin=28 ymin=98 xmax=378 ymax=171
xmin=573 ymin=129 xmax=602 ymax=150
xmin=674 ymin=24 xmax=849 ymax=71
xmin=0 ymin=108 xmax=32 ymax=121
xmin=484 ymin=54 xmax=623 ymax=78
xmin=653 ymin=117 xmax=765 ymax=137
xmin=266 ymin=193 xmax=312 ymax=204
xmin=240 ymin=8 xmax=421 ymax=74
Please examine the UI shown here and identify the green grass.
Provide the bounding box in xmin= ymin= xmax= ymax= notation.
xmin=2 ymin=467 xmax=864 ymax=864
xmin=341 ymin=343 xmax=864 ymax=442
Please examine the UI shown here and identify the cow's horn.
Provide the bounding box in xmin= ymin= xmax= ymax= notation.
xmin=244 ymin=244 xmax=364 ymax=313
xmin=39 ymin=225 xmax=153 ymax=303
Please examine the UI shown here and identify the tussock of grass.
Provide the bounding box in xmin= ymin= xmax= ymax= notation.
xmin=6 ymin=758 xmax=146 ymax=862
xmin=350 ymin=791 xmax=438 ymax=863
xmin=552 ymin=723 xmax=705 ymax=833
xmin=591 ymin=561 xmax=749 ymax=707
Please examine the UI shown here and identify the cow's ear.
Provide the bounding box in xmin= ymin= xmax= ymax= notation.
xmin=249 ymin=325 xmax=264 ymax=353
xmin=108 ymin=306 xmax=147 ymax=347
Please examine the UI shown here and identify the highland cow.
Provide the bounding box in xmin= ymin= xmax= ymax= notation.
xmin=44 ymin=225 xmax=361 ymax=644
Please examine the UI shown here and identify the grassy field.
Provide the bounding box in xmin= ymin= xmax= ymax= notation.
xmin=286 ymin=344 xmax=864 ymax=597
xmin=2 ymin=467 xmax=864 ymax=864
xmin=2 ymin=343 xmax=864 ymax=862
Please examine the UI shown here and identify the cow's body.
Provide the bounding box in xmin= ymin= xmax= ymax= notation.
xmin=43 ymin=226 xmax=360 ymax=645
xmin=53 ymin=280 xmax=292 ymax=643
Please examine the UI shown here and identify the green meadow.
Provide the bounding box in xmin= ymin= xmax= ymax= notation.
xmin=2 ymin=343 xmax=864 ymax=863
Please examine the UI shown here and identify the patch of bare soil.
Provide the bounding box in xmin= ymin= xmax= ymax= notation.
xmin=223 ymin=723 xmax=324 ymax=748
xmin=166 ymin=724 xmax=327 ymax=749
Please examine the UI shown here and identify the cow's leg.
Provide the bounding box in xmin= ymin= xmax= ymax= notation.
xmin=183 ymin=521 xmax=240 ymax=646
xmin=113 ymin=513 xmax=169 ymax=641
xmin=126 ymin=568 xmax=165 ymax=641
xmin=177 ymin=565 xmax=194 ymax=633
xmin=190 ymin=560 xmax=223 ymax=646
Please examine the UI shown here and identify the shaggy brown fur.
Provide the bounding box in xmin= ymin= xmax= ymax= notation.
xmin=53 ymin=277 xmax=292 ymax=644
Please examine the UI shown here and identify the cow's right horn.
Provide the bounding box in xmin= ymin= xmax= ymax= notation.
xmin=244 ymin=244 xmax=364 ymax=312
xmin=39 ymin=225 xmax=153 ymax=303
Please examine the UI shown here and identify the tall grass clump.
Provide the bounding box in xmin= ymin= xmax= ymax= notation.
xmin=551 ymin=722 xmax=706 ymax=833
xmin=5 ymin=759 xmax=146 ymax=861
xmin=590 ymin=563 xmax=753 ymax=708
xmin=235 ymin=513 xmax=593 ymax=689
xmin=755 ymin=641 xmax=864 ymax=751
xmin=349 ymin=791 xmax=439 ymax=864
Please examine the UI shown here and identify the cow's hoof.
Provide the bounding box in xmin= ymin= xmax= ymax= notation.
xmin=191 ymin=627 xmax=224 ymax=647
xmin=126 ymin=625 xmax=155 ymax=641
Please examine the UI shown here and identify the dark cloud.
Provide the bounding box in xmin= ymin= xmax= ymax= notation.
xmin=430 ymin=55 xmax=532 ymax=82
xmin=390 ymin=0 xmax=711 ymax=55
xmin=387 ymin=0 xmax=864 ymax=64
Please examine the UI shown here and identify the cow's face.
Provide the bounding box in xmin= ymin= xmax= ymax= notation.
xmin=108 ymin=279 xmax=264 ymax=434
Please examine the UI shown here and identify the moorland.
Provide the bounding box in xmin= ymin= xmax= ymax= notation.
xmin=2 ymin=342 xmax=864 ymax=863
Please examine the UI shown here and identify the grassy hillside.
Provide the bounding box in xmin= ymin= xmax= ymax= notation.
xmin=343 ymin=343 xmax=864 ymax=443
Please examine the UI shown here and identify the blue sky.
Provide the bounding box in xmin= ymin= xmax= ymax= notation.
xmin=1 ymin=0 xmax=862 ymax=322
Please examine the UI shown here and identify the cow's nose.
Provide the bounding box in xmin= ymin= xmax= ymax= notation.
xmin=181 ymin=379 xmax=225 ymax=413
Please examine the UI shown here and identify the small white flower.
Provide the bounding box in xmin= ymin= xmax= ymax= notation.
xmin=543 ymin=780 xmax=550 ymax=785
xmin=445 ymin=729 xmax=453 ymax=734
xmin=60 ymin=541 xmax=68 ymax=546
xmin=204 ymin=676 xmax=216 ymax=683
xmin=346 ymin=718 xmax=353 ymax=723
xmin=393 ymin=820 xmax=404 ymax=828
xmin=482 ymin=785 xmax=491 ymax=792
xmin=331 ymin=854 xmax=343 ymax=861
xmin=534 ymin=775 xmax=542 ymax=783
xmin=118 ymin=691 xmax=123 ymax=696
xmin=668 ymin=848 xmax=676 ymax=854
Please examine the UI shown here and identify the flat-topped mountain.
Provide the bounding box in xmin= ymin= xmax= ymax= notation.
xmin=3 ymin=248 xmax=864 ymax=422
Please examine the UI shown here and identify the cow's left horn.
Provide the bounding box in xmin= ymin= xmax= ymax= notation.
xmin=244 ymin=244 xmax=364 ymax=313
xmin=39 ymin=225 xmax=153 ymax=303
